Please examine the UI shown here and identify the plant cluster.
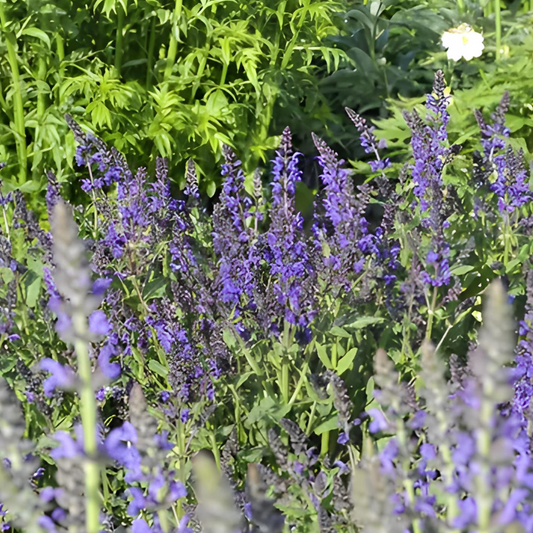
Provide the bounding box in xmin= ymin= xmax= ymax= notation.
xmin=0 ymin=0 xmax=346 ymax=195
xmin=1 ymin=70 xmax=533 ymax=533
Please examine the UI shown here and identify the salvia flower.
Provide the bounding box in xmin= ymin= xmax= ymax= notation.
xmin=264 ymin=127 xmax=316 ymax=333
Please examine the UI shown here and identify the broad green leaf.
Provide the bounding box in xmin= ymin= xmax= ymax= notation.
xmin=313 ymin=415 xmax=339 ymax=435
xmin=21 ymin=27 xmax=51 ymax=48
xmin=330 ymin=326 xmax=351 ymax=338
xmin=316 ymin=343 xmax=332 ymax=369
xmin=148 ymin=359 xmax=168 ymax=378
xmin=450 ymin=265 xmax=475 ymax=276
xmin=346 ymin=316 xmax=386 ymax=329
xmin=336 ymin=347 xmax=358 ymax=376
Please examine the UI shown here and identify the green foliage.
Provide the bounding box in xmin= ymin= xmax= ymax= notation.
xmin=0 ymin=0 xmax=347 ymax=198
xmin=319 ymin=0 xmax=533 ymax=160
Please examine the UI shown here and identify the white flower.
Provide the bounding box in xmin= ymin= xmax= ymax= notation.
xmin=441 ymin=23 xmax=484 ymax=62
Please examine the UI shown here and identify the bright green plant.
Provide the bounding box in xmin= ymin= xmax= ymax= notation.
xmin=0 ymin=0 xmax=347 ymax=200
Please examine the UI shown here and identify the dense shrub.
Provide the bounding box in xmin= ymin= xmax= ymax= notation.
xmin=0 ymin=0 xmax=346 ymax=194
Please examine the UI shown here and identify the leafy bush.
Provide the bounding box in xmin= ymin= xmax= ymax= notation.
xmin=0 ymin=0 xmax=347 ymax=197
xmin=1 ymin=69 xmax=533 ymax=532
xmin=321 ymin=0 xmax=533 ymax=163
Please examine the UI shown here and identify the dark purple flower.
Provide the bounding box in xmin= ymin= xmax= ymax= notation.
xmin=337 ymin=432 xmax=349 ymax=445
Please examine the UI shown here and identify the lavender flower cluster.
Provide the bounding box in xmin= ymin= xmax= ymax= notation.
xmin=0 ymin=69 xmax=533 ymax=533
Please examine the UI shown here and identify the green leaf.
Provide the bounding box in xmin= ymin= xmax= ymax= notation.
xmin=316 ymin=343 xmax=332 ymax=369
xmin=0 ymin=353 xmax=17 ymax=373
xmin=25 ymin=273 xmax=42 ymax=308
xmin=336 ymin=348 xmax=358 ymax=376
xmin=329 ymin=326 xmax=351 ymax=338
xmin=450 ymin=265 xmax=475 ymax=276
xmin=236 ymin=371 xmax=254 ymax=389
xmin=206 ymin=180 xmax=217 ymax=198
xmin=222 ymin=328 xmax=237 ymax=348
xmin=18 ymin=180 xmax=42 ymax=193
xmin=143 ymin=277 xmax=167 ymax=300
xmin=21 ymin=27 xmax=51 ymax=48
xmin=148 ymin=359 xmax=168 ymax=378
xmin=346 ymin=316 xmax=385 ymax=329
xmin=313 ymin=415 xmax=339 ymax=435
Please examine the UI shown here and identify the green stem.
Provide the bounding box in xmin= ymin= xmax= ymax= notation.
xmin=270 ymin=0 xmax=286 ymax=66
xmin=0 ymin=1 xmax=27 ymax=183
xmin=146 ymin=16 xmax=156 ymax=88
xmin=101 ymin=469 xmax=110 ymax=503
xmin=280 ymin=360 xmax=289 ymax=404
xmin=288 ymin=348 xmax=312 ymax=406
xmin=175 ymin=421 xmax=186 ymax=519
xmin=56 ymin=32 xmax=65 ymax=106
xmin=73 ymin=313 xmax=100 ymax=533
xmin=306 ymin=401 xmax=317 ymax=434
xmin=219 ymin=62 xmax=228 ymax=87
xmin=425 ymin=287 xmax=438 ymax=341
xmin=331 ymin=343 xmax=337 ymax=369
xmin=396 ymin=420 xmax=421 ymax=533
xmin=32 ymin=54 xmax=47 ymax=181
xmin=164 ymin=0 xmax=183 ymax=80
xmin=320 ymin=431 xmax=330 ymax=456
xmin=0 ymin=80 xmax=12 ymax=122
xmin=280 ymin=321 xmax=292 ymax=403
xmin=115 ymin=3 xmax=126 ymax=76
xmin=456 ymin=0 xmax=465 ymax=13
xmin=210 ymin=430 xmax=221 ymax=470
xmin=190 ymin=52 xmax=207 ymax=102
xmin=237 ymin=336 xmax=263 ymax=377
xmin=476 ymin=400 xmax=494 ymax=533
xmin=494 ymin=0 xmax=502 ymax=60
xmin=503 ymin=215 xmax=510 ymax=267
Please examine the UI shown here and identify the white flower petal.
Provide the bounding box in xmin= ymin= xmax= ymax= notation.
xmin=441 ymin=25 xmax=484 ymax=62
